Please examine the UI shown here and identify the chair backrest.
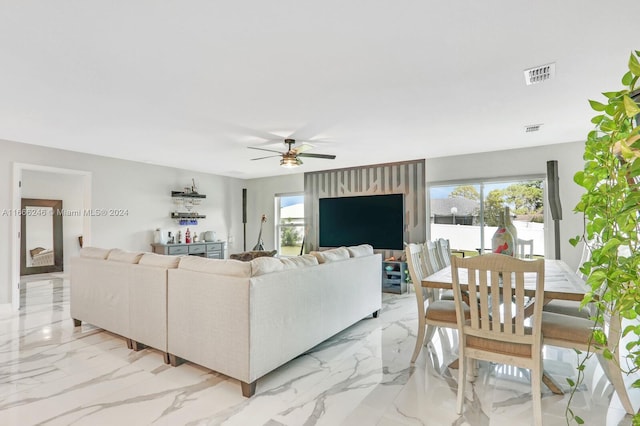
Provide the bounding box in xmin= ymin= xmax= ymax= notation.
xmin=406 ymin=243 xmax=432 ymax=318
xmin=436 ymin=238 xmax=451 ymax=266
xmin=423 ymin=240 xmax=442 ymax=273
xmin=517 ymin=238 xmax=534 ymax=259
xmin=451 ymin=254 xmax=545 ymax=354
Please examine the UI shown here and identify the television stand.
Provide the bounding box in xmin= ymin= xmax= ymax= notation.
xmin=381 ymin=260 xmax=407 ymax=294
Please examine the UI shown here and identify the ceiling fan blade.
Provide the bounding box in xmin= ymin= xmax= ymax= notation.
xmin=298 ymin=153 xmax=336 ymax=159
xmin=248 ymin=146 xmax=284 ymax=154
xmin=292 ymin=143 xmax=314 ymax=154
xmin=251 ymin=154 xmax=282 ymax=160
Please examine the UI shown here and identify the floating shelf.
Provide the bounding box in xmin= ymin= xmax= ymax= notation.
xmin=171 ymin=212 xmax=206 ymax=219
xmin=171 ymin=191 xmax=206 ymax=199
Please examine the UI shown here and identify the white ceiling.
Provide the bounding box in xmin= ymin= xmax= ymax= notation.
xmin=2 ymin=1 xmax=639 ymax=179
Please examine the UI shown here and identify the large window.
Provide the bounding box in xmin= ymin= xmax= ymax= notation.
xmin=429 ymin=178 xmax=545 ymax=257
xmin=275 ymin=193 xmax=305 ymax=256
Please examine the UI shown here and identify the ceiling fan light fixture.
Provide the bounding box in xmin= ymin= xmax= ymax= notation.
xmin=280 ymin=155 xmax=302 ymax=168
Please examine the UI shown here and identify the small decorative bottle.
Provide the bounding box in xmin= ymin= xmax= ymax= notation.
xmin=193 ymin=231 xmax=198 ymax=243
xmin=177 ymin=230 xmax=182 ymax=244
xmin=492 ymin=210 xmax=515 ymax=256
xmin=504 ymin=206 xmax=518 ymax=255
xmin=185 ymin=228 xmax=191 ymax=244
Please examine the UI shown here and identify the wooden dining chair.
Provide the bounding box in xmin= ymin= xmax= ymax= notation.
xmin=542 ymin=310 xmax=635 ymax=414
xmin=406 ymin=243 xmax=465 ymax=364
xmin=542 ymin=241 xmax=592 ymax=319
xmin=436 ymin=238 xmax=452 ymax=267
xmin=451 ymin=254 xmax=545 ymax=425
xmin=423 ymin=240 xmax=443 ymax=273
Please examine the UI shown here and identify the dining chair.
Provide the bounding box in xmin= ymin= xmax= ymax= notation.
xmin=542 ymin=311 xmax=635 ymax=414
xmin=542 ymin=241 xmax=592 ymax=320
xmin=517 ymin=238 xmax=534 ymax=259
xmin=436 ymin=238 xmax=452 ymax=267
xmin=406 ymin=243 xmax=466 ymax=364
xmin=424 ymin=240 xmax=455 ymax=300
xmin=451 ymin=254 xmax=545 ymax=425
xmin=423 ymin=240 xmax=443 ymax=273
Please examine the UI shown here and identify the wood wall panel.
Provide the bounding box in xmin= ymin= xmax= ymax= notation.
xmin=304 ymin=159 xmax=426 ymax=258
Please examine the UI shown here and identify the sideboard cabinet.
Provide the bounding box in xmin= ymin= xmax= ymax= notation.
xmin=150 ymin=242 xmax=224 ymax=259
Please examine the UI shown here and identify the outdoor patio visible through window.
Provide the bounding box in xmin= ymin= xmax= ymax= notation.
xmin=275 ymin=194 xmax=305 ymax=256
xmin=429 ymin=179 xmax=545 ymax=257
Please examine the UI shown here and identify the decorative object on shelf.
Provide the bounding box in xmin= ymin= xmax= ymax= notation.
xmin=177 ymin=230 xmax=182 ymax=244
xmin=491 ymin=210 xmax=514 ymax=256
xmin=185 ymin=228 xmax=191 ymax=244
xmin=203 ymin=231 xmax=216 ymax=242
xmin=167 ymin=231 xmax=174 ymax=244
xmin=171 ymin=179 xmax=206 ymax=224
xmin=193 ymin=232 xmax=198 ymax=243
xmin=253 ymin=214 xmax=267 ymax=250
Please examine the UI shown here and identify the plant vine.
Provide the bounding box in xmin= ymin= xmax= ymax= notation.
xmin=568 ymin=50 xmax=640 ymax=424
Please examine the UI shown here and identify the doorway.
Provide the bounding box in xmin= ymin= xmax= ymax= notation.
xmin=10 ymin=163 xmax=92 ymax=311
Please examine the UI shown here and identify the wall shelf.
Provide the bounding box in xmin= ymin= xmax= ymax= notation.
xmin=171 ymin=212 xmax=206 ymax=219
xmin=171 ymin=191 xmax=206 ymax=199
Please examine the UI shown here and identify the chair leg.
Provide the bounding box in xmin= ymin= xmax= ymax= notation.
xmin=531 ymin=364 xmax=543 ymax=426
xmin=411 ymin=320 xmax=426 ymax=364
xmin=456 ymin=351 xmax=466 ymax=414
xmin=597 ymin=353 xmax=634 ymax=414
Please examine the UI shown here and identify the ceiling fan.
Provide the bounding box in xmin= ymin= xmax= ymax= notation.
xmin=249 ymin=138 xmax=336 ymax=168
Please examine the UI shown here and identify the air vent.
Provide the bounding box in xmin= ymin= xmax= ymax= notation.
xmin=524 ymin=63 xmax=555 ymax=85
xmin=525 ymin=124 xmax=543 ymax=133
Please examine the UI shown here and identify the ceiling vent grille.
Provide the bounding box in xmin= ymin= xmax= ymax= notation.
xmin=525 ymin=124 xmax=542 ymax=133
xmin=524 ymin=63 xmax=555 ymax=85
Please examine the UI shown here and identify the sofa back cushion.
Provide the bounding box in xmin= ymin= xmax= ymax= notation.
xmin=107 ymin=249 xmax=144 ymax=264
xmin=250 ymin=256 xmax=285 ymax=276
xmin=347 ymin=244 xmax=374 ymax=258
xmin=178 ymin=256 xmax=251 ymax=277
xmin=280 ymin=254 xmax=319 ymax=269
xmin=79 ymin=247 xmax=112 ymax=259
xmin=138 ymin=253 xmax=181 ymax=268
xmin=310 ymin=247 xmax=350 ymax=264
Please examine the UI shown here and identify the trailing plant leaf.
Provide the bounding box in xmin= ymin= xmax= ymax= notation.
xmin=569 ymin=50 xmax=640 ymax=425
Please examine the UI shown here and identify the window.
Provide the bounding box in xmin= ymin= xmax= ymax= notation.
xmin=429 ymin=178 xmax=545 ymax=257
xmin=275 ymin=193 xmax=305 ymax=256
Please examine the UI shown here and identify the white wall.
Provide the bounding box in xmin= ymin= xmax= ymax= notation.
xmin=0 ymin=139 xmax=245 ymax=306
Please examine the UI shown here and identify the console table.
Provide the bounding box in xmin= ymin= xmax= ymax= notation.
xmin=150 ymin=242 xmax=225 ymax=259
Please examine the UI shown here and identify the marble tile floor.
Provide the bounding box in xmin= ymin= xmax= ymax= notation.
xmin=1 ymin=275 xmax=638 ymax=425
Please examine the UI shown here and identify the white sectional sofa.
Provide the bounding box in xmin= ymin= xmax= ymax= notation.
xmin=70 ymin=247 xmax=180 ymax=362
xmin=70 ymin=245 xmax=381 ymax=397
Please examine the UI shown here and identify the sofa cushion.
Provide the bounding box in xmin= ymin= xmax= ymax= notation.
xmin=250 ymin=256 xmax=285 ymax=276
xmin=79 ymin=247 xmax=112 ymax=259
xmin=347 ymin=244 xmax=374 ymax=258
xmin=311 ymin=247 xmax=350 ymax=264
xmin=178 ymin=256 xmax=251 ymax=277
xmin=107 ymin=249 xmax=144 ymax=264
xmin=138 ymin=253 xmax=181 ymax=268
xmin=280 ymin=254 xmax=319 ymax=269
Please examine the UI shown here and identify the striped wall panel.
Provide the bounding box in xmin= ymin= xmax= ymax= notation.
xmin=303 ymin=159 xmax=426 ymax=258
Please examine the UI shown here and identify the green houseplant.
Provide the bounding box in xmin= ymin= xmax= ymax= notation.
xmin=569 ymin=50 xmax=640 ymax=424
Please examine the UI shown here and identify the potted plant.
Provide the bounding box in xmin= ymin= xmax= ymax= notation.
xmin=569 ymin=51 xmax=640 ymax=424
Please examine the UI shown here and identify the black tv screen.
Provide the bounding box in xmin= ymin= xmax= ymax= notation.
xmin=319 ymin=194 xmax=405 ymax=250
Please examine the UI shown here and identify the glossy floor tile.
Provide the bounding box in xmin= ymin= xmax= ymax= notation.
xmin=0 ymin=275 xmax=638 ymax=425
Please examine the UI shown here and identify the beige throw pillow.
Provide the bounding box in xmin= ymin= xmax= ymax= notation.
xmin=310 ymin=247 xmax=350 ymax=264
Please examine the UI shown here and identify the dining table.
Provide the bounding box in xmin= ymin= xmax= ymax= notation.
xmin=421 ymin=259 xmax=590 ymax=395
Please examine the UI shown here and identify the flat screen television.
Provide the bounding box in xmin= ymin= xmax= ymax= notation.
xmin=319 ymin=194 xmax=405 ymax=250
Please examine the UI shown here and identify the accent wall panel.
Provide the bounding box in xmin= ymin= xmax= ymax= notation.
xmin=304 ymin=159 xmax=426 ymax=256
